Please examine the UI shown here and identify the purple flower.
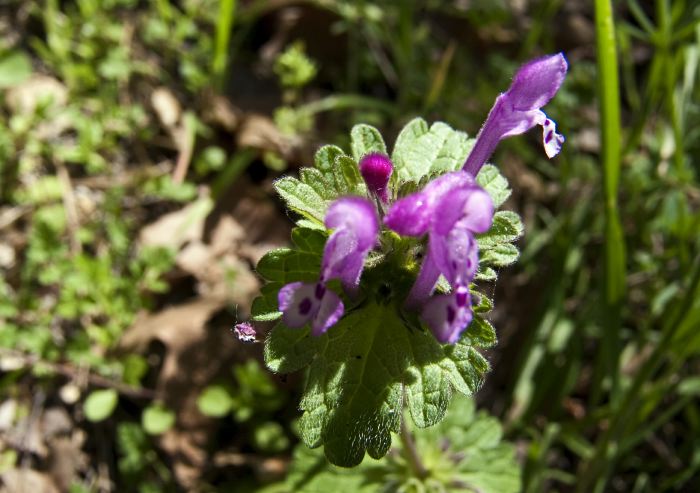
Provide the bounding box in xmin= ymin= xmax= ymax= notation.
xmin=278 ymin=282 xmax=344 ymax=336
xmin=385 ymin=171 xmax=494 ymax=343
xmin=359 ymin=153 xmax=393 ymax=203
xmin=321 ymin=196 xmax=379 ymax=295
xmin=278 ymin=196 xmax=379 ymax=335
xmin=233 ymin=322 xmax=257 ymax=343
xmin=463 ymin=53 xmax=568 ymax=176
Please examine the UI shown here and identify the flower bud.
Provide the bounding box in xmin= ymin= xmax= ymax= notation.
xmin=359 ymin=153 xmax=393 ymax=203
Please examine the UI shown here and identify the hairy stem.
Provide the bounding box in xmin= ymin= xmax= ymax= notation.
xmin=400 ymin=418 xmax=429 ymax=480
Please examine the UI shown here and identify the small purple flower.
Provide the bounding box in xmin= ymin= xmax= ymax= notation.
xmin=359 ymin=153 xmax=393 ymax=203
xmin=321 ymin=196 xmax=379 ymax=295
xmin=463 ymin=53 xmax=568 ymax=176
xmin=278 ymin=196 xmax=379 ymax=335
xmin=278 ymin=282 xmax=344 ymax=336
xmin=233 ymin=322 xmax=257 ymax=343
xmin=385 ymin=171 xmax=494 ymax=343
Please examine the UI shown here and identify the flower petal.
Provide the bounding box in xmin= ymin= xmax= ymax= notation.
xmin=278 ymin=282 xmax=320 ymax=328
xmin=359 ymin=153 xmax=393 ymax=203
xmin=324 ymin=196 xmax=378 ymax=250
xmin=405 ymin=247 xmax=441 ymax=309
xmin=233 ymin=322 xmax=257 ymax=343
xmin=540 ymin=114 xmax=565 ymax=158
xmin=432 ymin=186 xmax=494 ymax=236
xmin=508 ymin=53 xmax=568 ymax=111
xmin=311 ymin=289 xmax=344 ymax=336
xmin=430 ymin=222 xmax=480 ymax=287
xmin=421 ymin=287 xmax=473 ymax=343
xmin=385 ymin=171 xmax=473 ymax=236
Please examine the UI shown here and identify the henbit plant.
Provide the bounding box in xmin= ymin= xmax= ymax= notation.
xmin=238 ymin=54 xmax=568 ymax=472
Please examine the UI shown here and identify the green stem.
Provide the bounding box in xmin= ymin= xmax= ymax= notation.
xmin=593 ymin=0 xmax=626 ymax=408
xmin=399 ymin=419 xmax=429 ymax=480
xmin=213 ymin=0 xmax=237 ymax=90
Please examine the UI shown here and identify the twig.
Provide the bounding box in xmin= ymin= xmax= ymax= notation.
xmin=0 ymin=348 xmax=155 ymax=400
xmin=55 ymin=159 xmax=82 ymax=255
xmin=172 ymin=112 xmax=197 ymax=184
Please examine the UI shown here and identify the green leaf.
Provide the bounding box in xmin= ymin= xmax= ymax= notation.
xmin=265 ymin=323 xmax=322 ymax=373
xmin=0 ymin=51 xmax=32 ymax=88
xmin=350 ymin=124 xmax=387 ymax=161
xmin=480 ymin=243 xmax=520 ymax=267
xmin=253 ymin=421 xmax=290 ymax=453
xmin=84 ymin=389 xmax=119 ymax=422
xmin=475 ymin=266 xmax=498 ymax=282
xmin=300 ymin=167 xmax=337 ymax=200
xmin=477 ymin=211 xmax=524 ymax=250
xmin=142 ymin=404 xmax=176 ymax=435
xmin=266 ymin=302 xmax=495 ymax=466
xmin=274 ymin=176 xmax=327 ymax=223
xmin=476 ymin=164 xmax=511 ymax=208
xmin=314 ymin=145 xmax=347 ymax=185
xmin=392 ymin=118 xmax=451 ymax=183
xmin=266 ymin=394 xmax=520 ymax=493
xmin=256 ymin=228 xmax=326 ymax=284
xmin=332 ymin=155 xmax=368 ymax=196
xmin=256 ymin=248 xmax=320 ymax=283
xmin=197 ymin=385 xmax=233 ymax=417
xmin=251 ymin=283 xmax=283 ymax=322
xmin=429 ymin=127 xmax=474 ymax=175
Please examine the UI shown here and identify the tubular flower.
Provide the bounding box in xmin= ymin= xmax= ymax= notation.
xmin=463 ymin=53 xmax=568 ymax=176
xmin=359 ymin=153 xmax=393 ymax=203
xmin=278 ymin=196 xmax=379 ymax=335
xmin=385 ymin=171 xmax=494 ymax=343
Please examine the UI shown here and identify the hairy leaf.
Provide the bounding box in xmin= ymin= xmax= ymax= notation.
xmin=264 ymin=302 xmax=495 ymax=466
xmin=350 ymin=123 xmax=387 ymax=161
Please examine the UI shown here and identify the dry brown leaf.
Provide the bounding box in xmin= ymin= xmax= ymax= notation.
xmin=5 ymin=75 xmax=67 ymax=114
xmin=151 ymin=87 xmax=182 ymax=129
xmin=138 ymin=196 xmax=213 ymax=250
xmin=119 ymin=298 xmax=234 ymax=489
xmin=1 ymin=469 xmax=60 ymax=493
xmin=237 ymin=113 xmax=294 ymax=157
xmin=199 ymin=92 xmax=240 ymax=132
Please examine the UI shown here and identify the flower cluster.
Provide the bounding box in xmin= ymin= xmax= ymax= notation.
xmin=267 ymin=53 xmax=568 ymax=344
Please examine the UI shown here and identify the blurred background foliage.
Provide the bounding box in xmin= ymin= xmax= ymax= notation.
xmin=0 ymin=0 xmax=698 ymax=491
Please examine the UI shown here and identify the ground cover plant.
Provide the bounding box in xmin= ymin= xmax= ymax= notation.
xmin=0 ymin=0 xmax=698 ymax=492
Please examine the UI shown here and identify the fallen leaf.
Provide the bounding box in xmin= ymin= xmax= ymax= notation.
xmin=1 ymin=469 xmax=60 ymax=493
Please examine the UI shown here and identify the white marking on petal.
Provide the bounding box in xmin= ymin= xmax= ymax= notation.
xmin=542 ymin=117 xmax=565 ymax=158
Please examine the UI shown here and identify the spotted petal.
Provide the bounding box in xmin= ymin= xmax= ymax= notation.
xmin=278 ymin=282 xmax=320 ymax=329
xmin=421 ymin=287 xmax=473 ymax=344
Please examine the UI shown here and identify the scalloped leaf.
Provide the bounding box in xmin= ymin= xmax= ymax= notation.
xmin=476 ymin=164 xmax=511 ymax=207
xmin=264 ymin=302 xmax=496 ymax=467
xmin=350 ymin=124 xmax=387 ymax=161
xmin=274 ymin=177 xmax=327 ymax=224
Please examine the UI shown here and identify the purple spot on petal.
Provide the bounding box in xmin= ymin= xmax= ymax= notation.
xmin=315 ymin=283 xmax=326 ymax=300
xmin=299 ymin=298 xmax=312 ymax=315
xmin=446 ymin=306 xmax=456 ymax=324
xmin=456 ymin=290 xmax=468 ymax=307
xmin=545 ymin=119 xmax=551 ymax=126
xmin=545 ymin=131 xmax=554 ymax=143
